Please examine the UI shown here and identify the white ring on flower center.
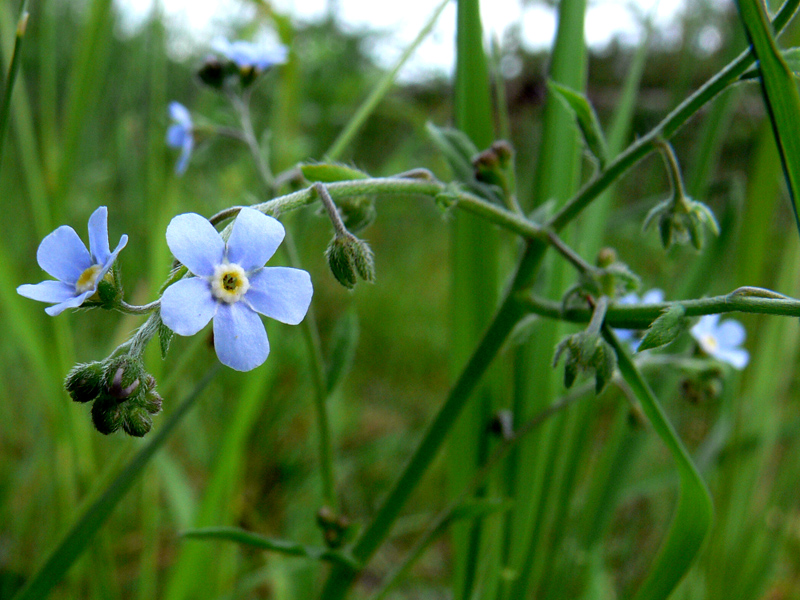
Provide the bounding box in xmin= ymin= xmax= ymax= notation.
xmin=211 ymin=263 xmax=250 ymax=304
xmin=700 ymin=334 xmax=719 ymax=353
xmin=75 ymin=264 xmax=102 ymax=293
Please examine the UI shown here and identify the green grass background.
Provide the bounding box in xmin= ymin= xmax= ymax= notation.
xmin=2 ymin=0 xmax=800 ymax=598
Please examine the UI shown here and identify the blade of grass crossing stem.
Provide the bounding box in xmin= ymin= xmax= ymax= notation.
xmin=450 ymin=0 xmax=500 ymax=597
xmin=503 ymin=1 xmax=587 ymax=598
xmin=0 ymin=0 xmax=27 ymax=174
xmin=736 ymin=0 xmax=800 ymax=239
xmin=325 ymin=0 xmax=449 ymax=161
xmin=604 ymin=329 xmax=713 ymax=600
xmin=12 ymin=367 xmax=219 ymax=600
xmin=164 ymin=362 xmax=277 ymax=600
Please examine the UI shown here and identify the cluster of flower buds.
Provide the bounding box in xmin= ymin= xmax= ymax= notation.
xmin=325 ymin=232 xmax=375 ymax=289
xmin=316 ymin=506 xmax=355 ymax=549
xmin=643 ymin=195 xmax=719 ymax=251
xmin=472 ymin=140 xmax=515 ymax=198
xmin=553 ymin=330 xmax=617 ymax=394
xmin=198 ymin=39 xmax=288 ymax=90
xmin=65 ymin=355 xmax=163 ymax=437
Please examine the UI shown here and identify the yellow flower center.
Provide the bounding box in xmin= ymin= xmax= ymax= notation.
xmin=700 ymin=333 xmax=719 ymax=353
xmin=211 ymin=263 xmax=250 ymax=303
xmin=75 ymin=264 xmax=102 ymax=293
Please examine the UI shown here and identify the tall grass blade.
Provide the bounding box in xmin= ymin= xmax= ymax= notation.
xmin=604 ymin=329 xmax=713 ymax=600
xmin=0 ymin=0 xmax=27 ymax=174
xmin=736 ymin=0 xmax=800 ymax=239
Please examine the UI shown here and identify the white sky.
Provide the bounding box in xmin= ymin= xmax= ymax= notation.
xmin=116 ymin=0 xmax=700 ymax=81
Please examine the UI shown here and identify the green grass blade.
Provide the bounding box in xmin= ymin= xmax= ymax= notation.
xmin=604 ymin=329 xmax=713 ymax=600
xmin=12 ymin=367 xmax=219 ymax=600
xmin=182 ymin=527 xmax=359 ymax=568
xmin=736 ymin=0 xmax=800 ymax=238
xmin=324 ymin=0 xmax=449 ymax=161
xmin=0 ymin=0 xmax=27 ymax=174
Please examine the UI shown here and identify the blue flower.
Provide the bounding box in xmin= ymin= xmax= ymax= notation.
xmin=160 ymin=207 xmax=313 ymax=371
xmin=690 ymin=314 xmax=749 ymax=369
xmin=614 ymin=289 xmax=664 ymax=351
xmin=166 ymin=102 xmax=194 ymax=175
xmin=17 ymin=207 xmax=128 ymax=316
xmin=212 ymin=38 xmax=288 ymax=71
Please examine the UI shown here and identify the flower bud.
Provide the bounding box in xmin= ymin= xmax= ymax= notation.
xmin=65 ymin=361 xmax=105 ymax=403
xmin=316 ymin=506 xmax=353 ymax=549
xmin=325 ymin=234 xmax=375 ymax=289
xmin=104 ymin=356 xmax=145 ymax=402
xmin=122 ymin=407 xmax=153 ymax=438
xmin=554 ymin=331 xmax=617 ymax=394
xmin=91 ymin=395 xmax=124 ymax=435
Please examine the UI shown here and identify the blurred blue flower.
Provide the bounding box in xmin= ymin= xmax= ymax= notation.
xmin=614 ymin=288 xmax=664 ymax=351
xmin=212 ymin=38 xmax=288 ymax=71
xmin=17 ymin=207 xmax=128 ymax=316
xmin=160 ymin=207 xmax=313 ymax=371
xmin=690 ymin=314 xmax=749 ymax=369
xmin=166 ymin=101 xmax=194 ymax=175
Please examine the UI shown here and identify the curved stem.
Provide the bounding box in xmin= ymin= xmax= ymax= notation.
xmin=118 ymin=299 xmax=160 ymax=315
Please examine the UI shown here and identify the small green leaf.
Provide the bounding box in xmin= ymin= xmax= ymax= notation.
xmin=300 ymin=163 xmax=369 ymax=183
xmin=326 ymin=309 xmax=360 ymax=395
xmin=158 ymin=321 xmax=173 ymax=359
xmin=183 ymin=527 xmax=360 ymax=569
xmin=547 ymin=81 xmax=609 ymax=168
xmin=637 ymin=305 xmax=688 ymax=352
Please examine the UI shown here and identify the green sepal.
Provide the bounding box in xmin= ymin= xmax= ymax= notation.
xmin=65 ymin=361 xmax=105 ymax=403
xmin=158 ymin=321 xmax=174 ymax=360
xmin=548 ymin=81 xmax=609 ymax=168
xmin=637 ymin=305 xmax=688 ymax=352
xmin=300 ymin=162 xmax=369 ymax=183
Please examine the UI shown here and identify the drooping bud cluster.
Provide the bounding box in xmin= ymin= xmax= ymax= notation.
xmin=643 ymin=196 xmax=720 ymax=251
xmin=325 ymin=233 xmax=376 ymax=289
xmin=553 ymin=331 xmax=617 ymax=394
xmin=65 ymin=355 xmax=163 ymax=437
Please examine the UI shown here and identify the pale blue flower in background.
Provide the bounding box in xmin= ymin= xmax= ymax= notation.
xmin=690 ymin=314 xmax=749 ymax=369
xmin=614 ymin=288 xmax=664 ymax=351
xmin=17 ymin=207 xmax=128 ymax=316
xmin=212 ymin=38 xmax=288 ymax=71
xmin=160 ymin=207 xmax=313 ymax=371
xmin=166 ymin=101 xmax=194 ymax=175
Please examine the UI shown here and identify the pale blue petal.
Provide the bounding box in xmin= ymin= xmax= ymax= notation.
xmin=37 ymin=225 xmax=92 ymax=284
xmin=641 ymin=289 xmax=664 ymax=304
xmin=714 ymin=347 xmax=749 ymax=370
xmin=245 ymin=267 xmax=312 ymax=325
xmin=716 ymin=319 xmax=746 ymax=347
xmin=166 ymin=124 xmax=189 ymax=148
xmin=17 ymin=280 xmax=76 ymax=304
xmin=169 ymin=101 xmax=192 ymax=127
xmin=618 ymin=293 xmax=640 ymax=305
xmin=100 ymin=234 xmax=128 ymax=279
xmin=87 ymin=206 xmax=110 ymax=264
xmin=690 ymin=314 xmax=719 ymax=340
xmin=161 ymin=277 xmax=217 ymax=335
xmin=213 ymin=302 xmax=269 ymax=371
xmin=46 ymin=290 xmax=94 ymax=316
xmin=166 ymin=213 xmax=224 ymax=277
xmin=226 ymin=208 xmax=285 ymax=272
xmin=175 ymin=137 xmax=194 ymax=175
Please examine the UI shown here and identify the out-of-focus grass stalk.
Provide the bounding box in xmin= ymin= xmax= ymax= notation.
xmin=0 ymin=0 xmax=27 ymax=174
xmin=502 ymin=0 xmax=586 ymax=598
xmin=324 ymin=0 xmax=450 ymax=162
xmin=450 ymin=0 xmax=500 ymax=596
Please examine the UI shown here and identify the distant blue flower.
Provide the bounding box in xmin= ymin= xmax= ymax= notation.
xmin=614 ymin=289 xmax=664 ymax=351
xmin=160 ymin=207 xmax=313 ymax=371
xmin=166 ymin=102 xmax=194 ymax=175
xmin=212 ymin=38 xmax=288 ymax=71
xmin=690 ymin=314 xmax=749 ymax=369
xmin=17 ymin=207 xmax=128 ymax=316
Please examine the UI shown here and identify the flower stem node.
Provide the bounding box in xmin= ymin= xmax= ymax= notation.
xmin=325 ymin=234 xmax=376 ymax=289
xmin=316 ymin=506 xmax=355 ymax=549
xmin=553 ymin=331 xmax=617 ymax=394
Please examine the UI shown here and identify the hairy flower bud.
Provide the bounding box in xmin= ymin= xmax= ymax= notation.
xmin=554 ymin=331 xmax=617 ymax=394
xmin=65 ymin=361 xmax=105 ymax=403
xmin=325 ymin=234 xmax=376 ymax=289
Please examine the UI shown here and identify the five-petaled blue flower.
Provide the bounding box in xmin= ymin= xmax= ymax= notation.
xmin=212 ymin=38 xmax=288 ymax=71
xmin=614 ymin=289 xmax=664 ymax=351
xmin=160 ymin=207 xmax=313 ymax=371
xmin=166 ymin=101 xmax=194 ymax=175
xmin=690 ymin=314 xmax=749 ymax=369
xmin=17 ymin=206 xmax=128 ymax=316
